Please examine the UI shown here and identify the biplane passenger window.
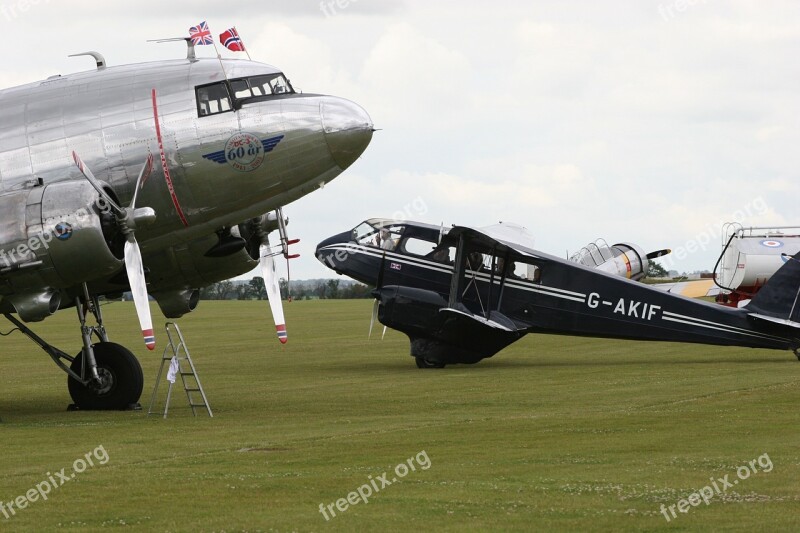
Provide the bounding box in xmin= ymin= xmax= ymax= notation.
xmin=196 ymin=82 xmax=233 ymax=116
xmin=429 ymin=246 xmax=454 ymax=264
xmin=403 ymin=238 xmax=437 ymax=257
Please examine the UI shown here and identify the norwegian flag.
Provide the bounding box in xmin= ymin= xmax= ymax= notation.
xmin=189 ymin=21 xmax=213 ymax=46
xmin=220 ymin=27 xmax=246 ymax=52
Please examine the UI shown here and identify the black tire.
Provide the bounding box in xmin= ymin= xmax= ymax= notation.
xmin=68 ymin=342 xmax=144 ymax=410
xmin=415 ymin=357 xmax=446 ymax=369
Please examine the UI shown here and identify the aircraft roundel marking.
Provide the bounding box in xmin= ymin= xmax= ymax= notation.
xmin=54 ymin=222 xmax=73 ymax=241
xmin=760 ymin=240 xmax=784 ymax=248
xmin=202 ymin=133 xmax=285 ymax=172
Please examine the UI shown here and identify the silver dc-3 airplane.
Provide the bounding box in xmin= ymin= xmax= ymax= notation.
xmin=0 ymin=44 xmax=373 ymax=410
xmin=317 ymin=219 xmax=800 ymax=368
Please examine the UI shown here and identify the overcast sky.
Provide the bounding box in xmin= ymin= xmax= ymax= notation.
xmin=3 ymin=1 xmax=800 ymax=279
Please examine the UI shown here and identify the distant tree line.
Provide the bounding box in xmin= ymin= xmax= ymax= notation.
xmin=199 ymin=278 xmax=374 ymax=301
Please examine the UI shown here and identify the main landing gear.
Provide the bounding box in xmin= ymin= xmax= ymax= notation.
xmin=415 ymin=357 xmax=446 ymax=369
xmin=4 ymin=284 xmax=143 ymax=410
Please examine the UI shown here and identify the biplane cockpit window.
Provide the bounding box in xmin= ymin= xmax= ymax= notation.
xmin=196 ymin=82 xmax=233 ymax=116
xmin=352 ymin=221 xmax=404 ymax=250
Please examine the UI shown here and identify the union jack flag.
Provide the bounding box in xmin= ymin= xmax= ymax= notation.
xmin=220 ymin=27 xmax=246 ymax=52
xmin=189 ymin=21 xmax=213 ymax=46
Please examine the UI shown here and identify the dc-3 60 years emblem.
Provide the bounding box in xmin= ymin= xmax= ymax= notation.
xmin=202 ymin=133 xmax=285 ymax=172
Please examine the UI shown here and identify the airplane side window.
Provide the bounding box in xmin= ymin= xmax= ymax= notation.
xmin=403 ymin=237 xmax=437 ymax=257
xmin=196 ymin=82 xmax=233 ymax=117
xmin=428 ymin=246 xmax=454 ymax=264
xmin=231 ymin=79 xmax=252 ymax=99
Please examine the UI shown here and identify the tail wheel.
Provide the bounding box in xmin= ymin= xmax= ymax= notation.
xmin=68 ymin=342 xmax=144 ymax=410
xmin=415 ymin=357 xmax=446 ymax=369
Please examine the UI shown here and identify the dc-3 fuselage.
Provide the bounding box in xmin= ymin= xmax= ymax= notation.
xmin=0 ymin=56 xmax=373 ymax=317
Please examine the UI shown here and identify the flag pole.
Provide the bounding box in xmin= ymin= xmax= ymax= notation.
xmin=209 ymin=32 xmax=239 ymax=108
xmin=239 ymin=28 xmax=252 ymax=61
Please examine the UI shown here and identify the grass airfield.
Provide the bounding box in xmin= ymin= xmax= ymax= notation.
xmin=1 ymin=299 xmax=799 ymax=532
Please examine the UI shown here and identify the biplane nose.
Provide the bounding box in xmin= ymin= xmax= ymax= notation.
xmin=316 ymin=231 xmax=354 ymax=273
xmin=321 ymin=98 xmax=373 ymax=170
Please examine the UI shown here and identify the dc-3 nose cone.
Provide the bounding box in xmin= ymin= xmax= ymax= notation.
xmin=322 ymin=98 xmax=373 ymax=170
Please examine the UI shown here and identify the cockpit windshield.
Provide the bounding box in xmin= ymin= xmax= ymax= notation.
xmin=352 ymin=220 xmax=405 ymax=251
xmin=196 ymin=73 xmax=295 ymax=117
xmin=230 ymin=73 xmax=294 ymax=99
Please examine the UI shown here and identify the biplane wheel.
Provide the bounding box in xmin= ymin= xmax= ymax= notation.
xmin=67 ymin=343 xmax=144 ymax=410
xmin=415 ymin=357 xmax=446 ymax=369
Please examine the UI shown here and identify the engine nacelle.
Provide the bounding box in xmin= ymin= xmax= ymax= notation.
xmin=153 ymin=289 xmax=200 ymax=319
xmin=595 ymin=243 xmax=649 ymax=281
xmin=0 ymin=181 xmax=123 ymax=295
xmin=571 ymin=240 xmax=652 ymax=281
xmin=6 ymin=290 xmax=62 ymax=322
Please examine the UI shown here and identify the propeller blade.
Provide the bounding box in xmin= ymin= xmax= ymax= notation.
xmin=72 ymin=151 xmax=124 ymax=216
xmin=369 ymin=298 xmax=379 ymax=338
xmin=130 ymin=153 xmax=154 ymax=210
xmin=646 ymin=249 xmax=672 ymax=260
xmin=260 ymin=243 xmax=287 ymax=344
xmin=124 ymin=240 xmax=155 ymax=350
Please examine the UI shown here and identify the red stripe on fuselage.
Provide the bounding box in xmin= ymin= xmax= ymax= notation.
xmin=152 ymin=89 xmax=190 ymax=227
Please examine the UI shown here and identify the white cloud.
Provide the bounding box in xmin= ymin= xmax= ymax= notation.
xmin=2 ymin=1 xmax=800 ymax=279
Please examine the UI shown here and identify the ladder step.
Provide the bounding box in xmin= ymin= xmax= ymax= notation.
xmin=185 ymin=388 xmax=201 ymax=392
xmin=190 ymin=403 xmax=208 ymax=408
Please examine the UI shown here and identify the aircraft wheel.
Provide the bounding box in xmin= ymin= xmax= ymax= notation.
xmin=68 ymin=342 xmax=144 ymax=410
xmin=415 ymin=357 xmax=446 ymax=369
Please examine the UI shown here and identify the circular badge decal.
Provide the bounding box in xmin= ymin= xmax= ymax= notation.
xmin=760 ymin=240 xmax=784 ymax=248
xmin=224 ymin=133 xmax=265 ymax=172
xmin=55 ymin=222 xmax=73 ymax=241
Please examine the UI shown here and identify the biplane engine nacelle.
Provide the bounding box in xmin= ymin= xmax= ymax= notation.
xmin=0 ymin=182 xmax=123 ymax=320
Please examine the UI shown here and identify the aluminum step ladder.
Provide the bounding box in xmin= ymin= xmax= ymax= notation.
xmin=147 ymin=322 xmax=213 ymax=418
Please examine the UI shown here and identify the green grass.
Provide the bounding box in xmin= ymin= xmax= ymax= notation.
xmin=1 ymin=300 xmax=799 ymax=531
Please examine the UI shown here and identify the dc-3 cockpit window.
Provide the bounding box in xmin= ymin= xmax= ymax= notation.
xmin=230 ymin=74 xmax=294 ymax=99
xmin=196 ymin=82 xmax=233 ymax=116
xmin=196 ymin=74 xmax=295 ymax=117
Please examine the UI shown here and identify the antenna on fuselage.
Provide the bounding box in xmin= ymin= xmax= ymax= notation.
xmin=148 ymin=37 xmax=198 ymax=62
xmin=68 ymin=51 xmax=106 ymax=70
